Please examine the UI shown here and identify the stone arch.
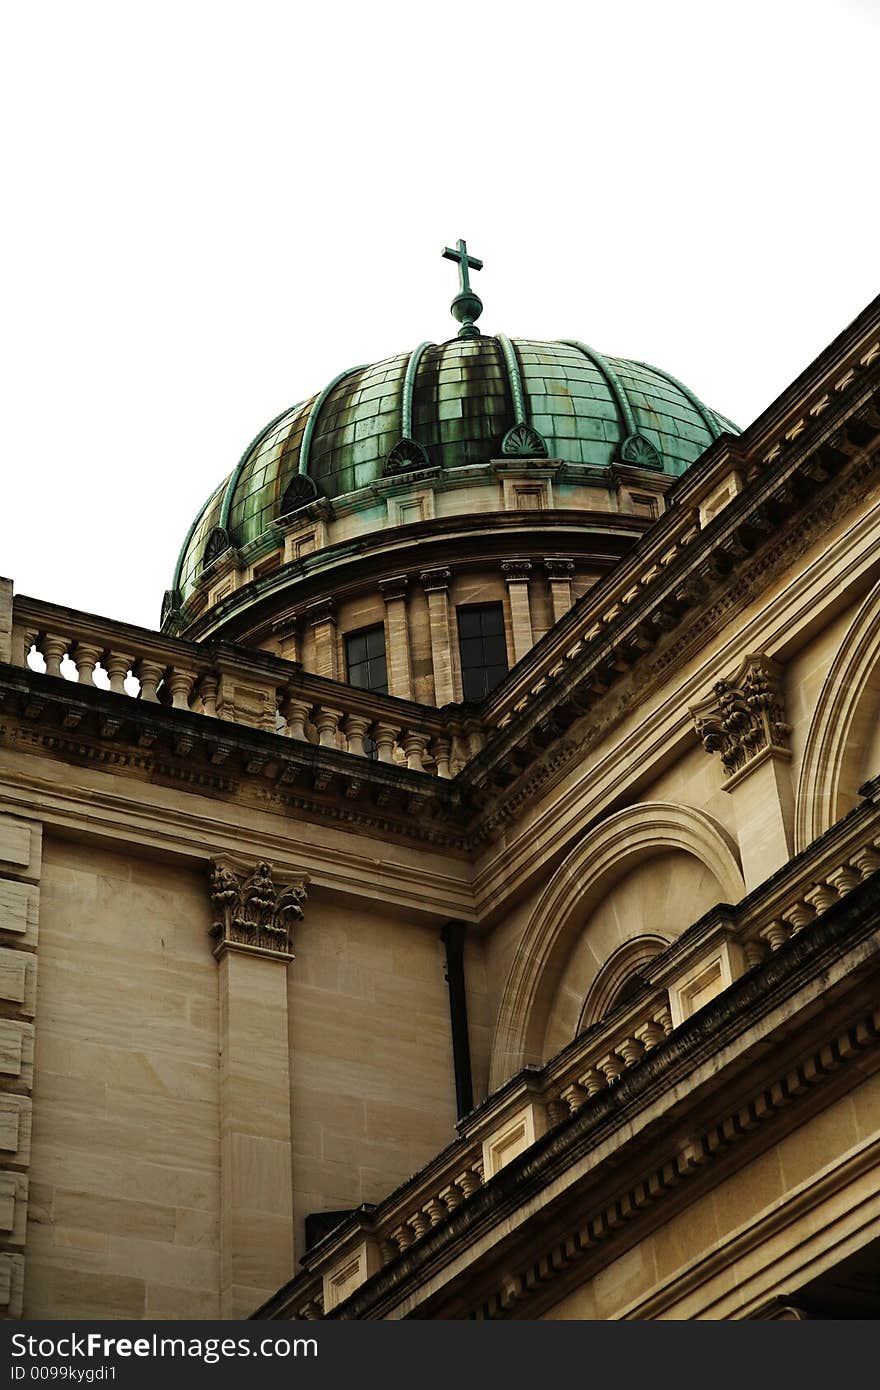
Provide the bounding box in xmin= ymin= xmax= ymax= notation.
xmin=795 ymin=574 xmax=880 ymax=853
xmin=577 ymin=934 xmax=670 ymax=1033
xmin=488 ymin=802 xmax=744 ymax=1092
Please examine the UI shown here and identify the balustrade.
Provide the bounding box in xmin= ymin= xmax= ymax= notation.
xmin=11 ymin=598 xmax=480 ymax=779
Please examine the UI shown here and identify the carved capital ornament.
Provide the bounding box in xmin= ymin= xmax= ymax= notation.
xmin=209 ymin=858 xmax=308 ymax=960
xmin=690 ymin=654 xmax=791 ymax=777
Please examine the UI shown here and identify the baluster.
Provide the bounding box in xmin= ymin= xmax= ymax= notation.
xmin=450 ymin=734 xmax=468 ymax=775
xmin=199 ymin=673 xmax=219 ymax=718
xmin=546 ymin=1098 xmax=569 ymax=1126
xmin=430 ymin=735 xmax=452 ymax=779
xmin=285 ymin=698 xmax=311 ymax=741
xmin=633 ymin=1020 xmax=666 ymax=1052
xmin=104 ymin=651 xmax=134 ymax=696
xmin=454 ymin=1165 xmax=482 ymax=1199
xmin=372 ymin=722 xmax=399 ymax=764
xmin=402 ymin=730 xmax=430 ymax=772
xmin=135 ymin=659 xmax=166 ymax=704
xmin=407 ymin=1210 xmax=431 ymax=1241
xmin=803 ymin=882 xmax=838 ymax=915
xmin=423 ymin=1197 xmax=446 ymax=1227
xmin=72 ymin=642 xmax=103 ymax=686
xmin=578 ymin=1067 xmax=606 ymax=1096
xmin=783 ymin=900 xmax=815 ymax=934
xmin=618 ymin=1036 xmax=645 ymax=1068
xmin=850 ymin=846 xmax=880 ymax=880
xmin=438 ymin=1181 xmax=464 ymax=1212
xmin=654 ymin=1005 xmax=673 ymax=1036
xmin=343 ymin=714 xmax=371 ymax=757
xmin=166 ymin=668 xmax=196 ymax=711
xmin=464 ymin=719 xmax=485 ymax=758
xmin=390 ymin=1223 xmax=414 ymax=1252
xmin=378 ymin=1239 xmax=398 ymax=1266
xmin=597 ymin=1052 xmax=625 ymax=1085
xmin=312 ymin=706 xmax=342 ymax=748
xmin=560 ymin=1082 xmax=588 ymax=1114
xmin=759 ymin=919 xmax=791 ymax=952
xmin=742 ymin=938 xmax=768 ymax=968
xmin=13 ymin=626 xmax=38 ymax=669
xmin=42 ymin=633 xmax=69 ymax=679
xmin=825 ymin=865 xmax=862 ymax=897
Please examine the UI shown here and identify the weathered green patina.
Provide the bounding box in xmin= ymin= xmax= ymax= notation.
xmin=169 ymin=334 xmax=738 ymax=609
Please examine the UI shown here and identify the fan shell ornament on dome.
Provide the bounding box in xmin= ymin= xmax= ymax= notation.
xmin=618 ymin=433 xmax=663 ymax=470
xmin=501 ymin=424 xmax=549 ymax=459
xmin=202 ymin=526 xmax=232 ymax=572
xmin=279 ymin=474 xmax=319 ymax=515
xmin=384 ymin=438 xmax=431 ymax=475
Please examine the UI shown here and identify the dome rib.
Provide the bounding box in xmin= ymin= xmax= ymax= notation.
xmin=558 ymin=340 xmax=639 ymax=437
xmin=220 ymin=402 xmax=304 ymax=540
xmin=167 ymin=333 xmax=738 ymax=622
xmin=495 ymin=334 xmax=549 ymax=458
xmin=299 ymin=365 xmax=367 ymax=479
xmin=629 ymin=360 xmax=725 ymax=441
xmin=401 ymin=342 xmax=434 ymax=440
xmin=171 ymin=482 xmax=225 ymax=596
xmin=495 ymin=334 xmax=528 ymax=425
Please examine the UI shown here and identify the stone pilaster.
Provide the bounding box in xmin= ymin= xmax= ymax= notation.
xmin=420 ymin=569 xmax=454 ymax=706
xmin=271 ymin=617 xmax=300 ymax=665
xmin=502 ymin=561 xmax=534 ymax=665
xmin=544 ymin=558 xmax=575 ymax=625
xmin=0 ymin=813 xmax=41 ymax=1320
xmin=209 ymin=858 xmax=308 ymax=1319
xmin=379 ymin=576 xmax=413 ymax=701
xmin=0 ymin=578 xmax=12 ymax=665
xmin=691 ymin=654 xmax=794 ymax=891
xmin=306 ymin=599 xmax=338 ymax=681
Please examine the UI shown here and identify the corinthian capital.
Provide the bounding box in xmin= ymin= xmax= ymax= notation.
xmin=209 ymin=858 xmax=308 ymax=960
xmin=690 ymin=654 xmax=791 ymax=777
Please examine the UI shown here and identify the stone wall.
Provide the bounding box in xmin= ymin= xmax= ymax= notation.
xmin=25 ymin=838 xmax=220 ymax=1319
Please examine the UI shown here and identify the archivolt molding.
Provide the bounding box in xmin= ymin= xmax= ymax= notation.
xmin=795 ymin=573 xmax=880 ymax=853
xmin=488 ymin=802 xmax=745 ymax=1091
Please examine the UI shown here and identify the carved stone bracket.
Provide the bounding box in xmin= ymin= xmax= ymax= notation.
xmin=209 ymin=858 xmax=308 ymax=960
xmin=690 ymin=654 xmax=791 ymax=777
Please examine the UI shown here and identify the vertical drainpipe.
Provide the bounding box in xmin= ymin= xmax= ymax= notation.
xmin=441 ymin=921 xmax=474 ymax=1119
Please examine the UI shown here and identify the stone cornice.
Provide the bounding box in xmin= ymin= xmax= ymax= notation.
xmin=0 ymin=667 xmax=473 ymax=851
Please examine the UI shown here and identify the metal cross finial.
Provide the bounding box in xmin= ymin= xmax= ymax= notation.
xmin=443 ymin=239 xmax=483 ymax=295
xmin=442 ymin=238 xmax=484 ymax=340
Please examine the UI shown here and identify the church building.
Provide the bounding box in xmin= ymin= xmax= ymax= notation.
xmin=0 ymin=246 xmax=878 ymax=1320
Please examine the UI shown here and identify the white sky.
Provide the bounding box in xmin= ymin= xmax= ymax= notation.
xmin=1 ymin=0 xmax=877 ymax=630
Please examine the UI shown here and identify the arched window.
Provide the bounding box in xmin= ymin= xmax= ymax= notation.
xmin=577 ymin=935 xmax=668 ymax=1034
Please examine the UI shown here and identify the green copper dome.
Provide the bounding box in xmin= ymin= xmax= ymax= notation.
xmin=168 ymin=335 xmax=737 ymax=615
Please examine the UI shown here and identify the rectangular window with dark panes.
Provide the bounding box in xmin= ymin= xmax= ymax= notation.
xmin=345 ymin=624 xmax=388 ymax=694
xmin=457 ymin=604 xmax=509 ymax=701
